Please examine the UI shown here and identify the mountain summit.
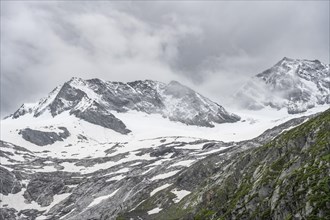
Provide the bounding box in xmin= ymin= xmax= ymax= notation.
xmin=9 ymin=78 xmax=240 ymax=133
xmin=236 ymin=57 xmax=330 ymax=113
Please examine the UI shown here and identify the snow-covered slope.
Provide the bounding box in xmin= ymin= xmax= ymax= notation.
xmin=9 ymin=78 xmax=240 ymax=132
xmin=1 ymin=106 xmax=327 ymax=220
xmin=236 ymin=57 xmax=330 ymax=114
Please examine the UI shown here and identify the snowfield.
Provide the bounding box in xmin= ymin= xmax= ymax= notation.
xmin=1 ymin=104 xmax=328 ymax=151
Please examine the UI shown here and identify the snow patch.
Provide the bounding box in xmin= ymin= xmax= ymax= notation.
xmin=87 ymin=188 xmax=120 ymax=208
xmin=150 ymin=170 xmax=180 ymax=181
xmin=0 ymin=190 xmax=44 ymax=211
xmin=150 ymin=183 xmax=172 ymax=196
xmin=171 ymin=188 xmax=191 ymax=203
xmin=148 ymin=207 xmax=162 ymax=215
xmin=169 ymin=160 xmax=196 ymax=168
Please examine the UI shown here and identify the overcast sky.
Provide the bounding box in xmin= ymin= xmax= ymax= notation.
xmin=1 ymin=1 xmax=329 ymax=117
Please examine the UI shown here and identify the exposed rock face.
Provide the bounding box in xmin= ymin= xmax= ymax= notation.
xmin=236 ymin=57 xmax=330 ymax=113
xmin=23 ymin=172 xmax=77 ymax=207
xmin=18 ymin=209 xmax=45 ymax=220
xmin=71 ymin=103 xmax=131 ymax=135
xmin=48 ymin=82 xmax=86 ymax=117
xmin=19 ymin=127 xmax=70 ymax=146
xmin=0 ymin=208 xmax=17 ymax=220
xmin=9 ymin=78 xmax=240 ymax=131
xmin=0 ymin=167 xmax=22 ymax=195
xmin=0 ymin=140 xmax=36 ymax=165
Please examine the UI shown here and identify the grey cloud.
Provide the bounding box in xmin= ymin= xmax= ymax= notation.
xmin=1 ymin=1 xmax=329 ymax=117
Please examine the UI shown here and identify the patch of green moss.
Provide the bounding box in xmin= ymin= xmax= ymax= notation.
xmin=284 ymin=213 xmax=293 ymax=220
xmin=260 ymin=208 xmax=272 ymax=219
xmin=321 ymin=153 xmax=330 ymax=161
xmin=224 ymin=180 xmax=253 ymax=216
xmin=309 ymin=176 xmax=330 ymax=217
xmin=259 ymin=168 xmax=280 ymax=186
xmin=271 ymin=157 xmax=287 ymax=172
xmin=194 ymin=209 xmax=216 ymax=220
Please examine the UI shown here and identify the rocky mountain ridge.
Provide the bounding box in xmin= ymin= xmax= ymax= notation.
xmin=9 ymin=78 xmax=240 ymax=131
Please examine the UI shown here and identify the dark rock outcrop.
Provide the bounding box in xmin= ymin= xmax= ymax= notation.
xmin=18 ymin=209 xmax=45 ymax=220
xmin=0 ymin=208 xmax=17 ymax=220
xmin=71 ymin=103 xmax=131 ymax=135
xmin=0 ymin=167 xmax=22 ymax=195
xmin=19 ymin=127 xmax=70 ymax=146
xmin=48 ymin=82 xmax=86 ymax=117
xmin=23 ymin=172 xmax=76 ymax=207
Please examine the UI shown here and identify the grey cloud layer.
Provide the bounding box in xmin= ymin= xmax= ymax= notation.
xmin=1 ymin=1 xmax=329 ymax=116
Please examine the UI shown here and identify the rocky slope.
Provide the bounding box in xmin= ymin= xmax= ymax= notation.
xmin=236 ymin=57 xmax=330 ymax=114
xmin=9 ymin=78 xmax=240 ymax=131
xmin=119 ymin=108 xmax=329 ymax=220
xmin=0 ymin=108 xmax=325 ymax=220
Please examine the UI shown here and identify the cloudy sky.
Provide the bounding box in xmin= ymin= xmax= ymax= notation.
xmin=1 ymin=1 xmax=329 ymax=117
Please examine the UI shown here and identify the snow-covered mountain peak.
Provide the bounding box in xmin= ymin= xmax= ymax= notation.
xmin=258 ymin=57 xmax=329 ymax=81
xmin=7 ymin=78 xmax=240 ymax=133
xmin=236 ymin=58 xmax=329 ymax=114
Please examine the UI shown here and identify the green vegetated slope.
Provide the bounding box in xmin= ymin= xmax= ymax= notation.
xmin=118 ymin=108 xmax=330 ymax=220
xmin=192 ymin=108 xmax=330 ymax=220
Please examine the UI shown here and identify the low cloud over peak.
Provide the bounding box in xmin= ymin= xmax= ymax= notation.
xmin=1 ymin=1 xmax=329 ymax=116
